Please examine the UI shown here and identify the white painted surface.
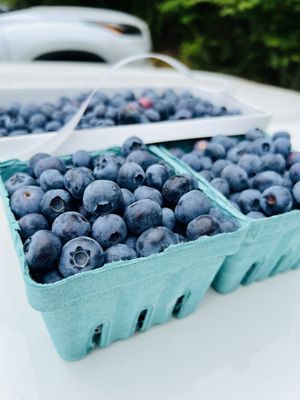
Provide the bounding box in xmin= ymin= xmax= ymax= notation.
xmin=0 ymin=63 xmax=300 ymax=400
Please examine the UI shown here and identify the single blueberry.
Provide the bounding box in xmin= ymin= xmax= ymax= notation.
xmin=19 ymin=104 xmax=40 ymax=121
xmin=199 ymin=170 xmax=214 ymax=182
xmin=211 ymin=159 xmax=232 ymax=177
xmin=289 ymin=162 xmax=300 ymax=183
xmin=181 ymin=153 xmax=203 ymax=171
xmin=287 ymin=152 xmax=300 ymax=168
xmin=37 ymin=270 xmax=63 ymax=284
xmin=170 ymin=148 xmax=185 ymax=159
xmin=34 ymin=156 xmax=66 ymax=178
xmin=238 ymin=189 xmax=261 ymax=214
xmin=117 ymin=162 xmax=145 ymax=191
xmin=162 ymin=175 xmax=192 ymax=206
xmin=260 ymin=186 xmax=292 ymax=215
xmin=133 ymin=185 xmax=163 ymax=206
xmin=92 ymin=214 xmax=127 ymax=248
xmin=5 ymin=172 xmax=36 ymax=195
xmin=52 ymin=211 xmax=91 ymax=244
xmin=251 ymin=138 xmax=274 ymax=156
xmin=126 ymin=150 xmax=158 ymax=170
xmin=41 ymin=189 xmax=72 ymax=221
xmin=18 ymin=213 xmax=49 ymax=241
xmin=145 ymin=163 xmax=170 ymax=190
xmin=238 ymin=154 xmax=262 ymax=177
xmin=72 ymin=150 xmax=92 ymax=168
xmin=227 ymin=147 xmax=247 ymax=163
xmin=144 ymin=108 xmax=160 ymax=122
xmin=117 ymin=103 xmax=141 ymax=125
xmin=261 ymin=153 xmax=286 ymax=174
xmin=27 ymin=153 xmax=50 ymax=174
xmin=24 ymin=230 xmax=62 ymax=272
xmin=10 ymin=185 xmax=44 ymax=218
xmin=246 ymin=211 xmax=266 ymax=219
xmin=39 ymin=169 xmax=65 ymax=191
xmin=245 ymin=128 xmax=265 ymax=141
xmin=83 ymin=180 xmax=124 ymax=216
xmin=186 ymin=215 xmax=220 ymax=240
xmin=45 ymin=121 xmax=62 ymax=132
xmin=218 ymin=218 xmax=239 ymax=233
xmin=124 ymin=235 xmax=138 ymax=250
xmin=211 ymin=135 xmax=237 ymax=151
xmin=161 ymin=207 xmax=176 ymax=230
xmin=204 ymin=142 xmax=226 ymax=161
xmin=272 ymin=131 xmax=290 ymax=140
xmin=210 ymin=178 xmax=230 ymax=197
xmin=136 ymin=226 xmax=179 ymax=257
xmin=292 ymin=182 xmax=300 ymax=206
xmin=104 ymin=244 xmax=137 ymax=264
xmin=59 ymin=237 xmax=104 ymax=278
xmin=273 ymin=138 xmax=291 ymax=158
xmin=124 ymin=199 xmax=162 ymax=235
xmin=252 ymin=171 xmax=283 ymax=192
xmin=93 ymin=154 xmax=123 ymax=181
xmin=64 ymin=167 xmax=95 ymax=199
xmin=221 ymin=165 xmax=248 ymax=192
xmin=209 ymin=207 xmax=224 ymax=220
xmin=29 ymin=113 xmax=47 ymax=130
xmin=282 ymin=171 xmax=293 ymax=190
xmin=175 ymin=190 xmax=211 ymax=225
xmin=173 ymin=109 xmax=193 ymax=120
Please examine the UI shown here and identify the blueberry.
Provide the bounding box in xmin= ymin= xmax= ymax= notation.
xmin=238 ymin=189 xmax=261 ymax=214
xmin=218 ymin=218 xmax=239 ymax=233
xmin=10 ymin=185 xmax=44 ymax=218
xmin=24 ymin=230 xmax=62 ymax=272
xmin=133 ymin=185 xmax=163 ymax=206
xmin=9 ymin=129 xmax=30 ymax=136
xmin=124 ymin=235 xmax=138 ymax=250
xmin=37 ymin=270 xmax=63 ymax=284
xmin=52 ymin=211 xmax=91 ymax=244
xmin=105 ymin=106 xmax=117 ymax=121
xmin=183 ymin=173 xmax=199 ymax=190
xmin=252 ymin=171 xmax=283 ymax=192
xmin=204 ymin=142 xmax=226 ymax=160
xmin=287 ymin=152 xmax=300 ymax=167
xmin=199 ymin=170 xmax=214 ymax=182
xmin=273 ymin=138 xmax=291 ymax=158
xmin=229 ymin=192 xmax=241 ymax=203
xmin=104 ymin=244 xmax=137 ymax=264
xmin=0 ymin=128 xmax=8 ymax=137
xmin=45 ymin=121 xmax=62 ymax=132
xmin=251 ymin=138 xmax=274 ymax=156
xmin=92 ymin=214 xmax=127 ymax=248
xmin=186 ymin=215 xmax=220 ymax=240
xmin=289 ymin=162 xmax=300 ymax=183
xmin=72 ymin=150 xmax=92 ymax=168
xmin=19 ymin=104 xmax=40 ymax=121
xmin=211 ymin=159 xmax=232 ymax=177
xmin=245 ymin=128 xmax=265 ymax=141
xmin=39 ymin=169 xmax=65 ymax=191
xmin=260 ymin=186 xmax=292 ymax=215
xmin=227 ymin=147 xmax=247 ymax=163
xmin=211 ymin=135 xmax=237 ymax=151
xmin=117 ymin=162 xmax=145 ymax=191
xmin=41 ymin=189 xmax=72 ymax=221
xmin=261 ymin=154 xmax=286 ymax=173
xmin=181 ymin=153 xmax=203 ymax=171
xmin=136 ymin=226 xmax=179 ymax=257
xmin=93 ymin=154 xmax=122 ymax=181
xmin=272 ymin=131 xmax=290 ymax=140
xmin=221 ymin=165 xmax=248 ymax=192
xmin=29 ymin=113 xmax=47 ymax=130
xmin=161 ymin=207 xmax=176 ymax=230
xmin=18 ymin=213 xmax=49 ymax=241
xmin=209 ymin=207 xmax=224 ymax=220
xmin=5 ymin=172 xmax=36 ymax=195
xmin=40 ymin=103 xmax=55 ymax=118
xmin=64 ymin=167 xmax=95 ymax=199
xmin=292 ymin=182 xmax=300 ymax=206
xmin=121 ymin=188 xmax=135 ymax=208
xmin=145 ymin=163 xmax=170 ymax=190
xmin=118 ymin=103 xmax=141 ymax=125
xmin=170 ymin=148 xmax=185 ymax=158
xmin=210 ymin=178 xmax=230 ymax=197
xmin=28 ymin=153 xmax=50 ymax=173
xmin=126 ymin=150 xmax=158 ymax=170
xmin=162 ymin=175 xmax=192 ymax=206
xmin=238 ymin=154 xmax=262 ymax=177
xmin=34 ymin=156 xmax=66 ymax=178
xmin=92 ymin=104 xmax=106 ymax=118
xmin=59 ymin=237 xmax=104 ymax=278
xmin=175 ymin=189 xmax=211 ymax=224
xmin=124 ymin=199 xmax=162 ymax=234
xmin=246 ymin=211 xmax=265 ymax=219
xmin=83 ymin=180 xmax=124 ymax=216
xmin=282 ymin=171 xmax=293 ymax=190
xmin=144 ymin=108 xmax=160 ymax=122
xmin=198 ymin=156 xmax=213 ymax=170
xmin=173 ymin=109 xmax=193 ymax=120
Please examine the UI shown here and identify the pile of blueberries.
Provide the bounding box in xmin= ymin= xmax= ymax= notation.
xmin=170 ymin=129 xmax=300 ymax=217
xmin=4 ymin=137 xmax=239 ymax=284
xmin=0 ymin=89 xmax=240 ymax=137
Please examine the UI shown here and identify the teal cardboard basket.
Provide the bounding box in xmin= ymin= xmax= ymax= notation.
xmin=158 ymin=143 xmax=300 ymax=294
xmin=0 ymin=146 xmax=247 ymax=360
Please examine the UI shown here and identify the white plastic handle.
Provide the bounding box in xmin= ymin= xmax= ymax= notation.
xmin=15 ymin=52 xmax=221 ymax=159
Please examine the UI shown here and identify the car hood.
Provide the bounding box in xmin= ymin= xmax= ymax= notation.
xmin=0 ymin=6 xmax=148 ymax=29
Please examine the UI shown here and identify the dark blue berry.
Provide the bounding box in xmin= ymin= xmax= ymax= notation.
xmin=124 ymin=199 xmax=162 ymax=235
xmin=10 ymin=185 xmax=44 ymax=218
xmin=136 ymin=226 xmax=179 ymax=257
xmin=92 ymin=214 xmax=127 ymax=248
xmin=52 ymin=211 xmax=91 ymax=244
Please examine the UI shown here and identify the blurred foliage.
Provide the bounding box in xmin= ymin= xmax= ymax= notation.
xmin=3 ymin=0 xmax=300 ymax=90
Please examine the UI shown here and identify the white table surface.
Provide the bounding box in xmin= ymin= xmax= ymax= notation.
xmin=1 ymin=63 xmax=300 ymax=400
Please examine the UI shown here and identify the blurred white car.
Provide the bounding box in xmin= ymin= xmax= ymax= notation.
xmin=0 ymin=6 xmax=152 ymax=62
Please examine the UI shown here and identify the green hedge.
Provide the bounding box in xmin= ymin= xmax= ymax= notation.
xmin=4 ymin=0 xmax=300 ymax=90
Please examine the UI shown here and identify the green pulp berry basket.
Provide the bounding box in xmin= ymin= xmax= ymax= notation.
xmin=158 ymin=141 xmax=300 ymax=294
xmin=0 ymin=145 xmax=248 ymax=361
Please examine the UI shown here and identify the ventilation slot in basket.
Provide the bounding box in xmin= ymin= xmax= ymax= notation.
xmin=241 ymin=262 xmax=261 ymax=285
xmin=269 ymin=254 xmax=287 ymax=277
xmin=135 ymin=309 xmax=148 ymax=332
xmin=172 ymin=292 xmax=190 ymax=317
xmin=91 ymin=324 xmax=103 ymax=347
